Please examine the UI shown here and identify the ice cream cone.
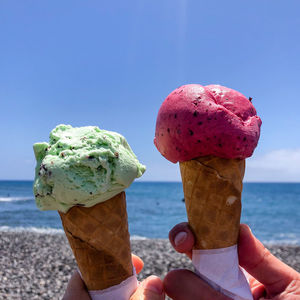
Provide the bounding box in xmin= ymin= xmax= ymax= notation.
xmin=180 ymin=156 xmax=245 ymax=250
xmin=59 ymin=191 xmax=133 ymax=290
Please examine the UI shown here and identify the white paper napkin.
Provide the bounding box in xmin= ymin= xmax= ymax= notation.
xmin=192 ymin=245 xmax=253 ymax=300
xmin=77 ymin=267 xmax=137 ymax=300
xmin=86 ymin=245 xmax=252 ymax=300
xmin=88 ymin=274 xmax=138 ymax=300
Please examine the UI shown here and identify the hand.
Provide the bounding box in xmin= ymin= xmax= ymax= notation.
xmin=164 ymin=223 xmax=300 ymax=300
xmin=63 ymin=254 xmax=165 ymax=300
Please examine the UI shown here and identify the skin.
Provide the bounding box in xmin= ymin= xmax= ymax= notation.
xmin=63 ymin=254 xmax=165 ymax=300
xmin=164 ymin=223 xmax=300 ymax=300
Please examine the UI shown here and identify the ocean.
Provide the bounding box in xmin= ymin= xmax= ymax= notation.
xmin=0 ymin=181 xmax=299 ymax=244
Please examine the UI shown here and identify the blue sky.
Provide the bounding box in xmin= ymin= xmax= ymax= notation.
xmin=1 ymin=1 xmax=300 ymax=182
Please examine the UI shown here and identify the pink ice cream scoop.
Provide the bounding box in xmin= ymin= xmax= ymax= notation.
xmin=154 ymin=84 xmax=262 ymax=163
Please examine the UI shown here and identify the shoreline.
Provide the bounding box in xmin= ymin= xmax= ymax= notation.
xmin=0 ymin=232 xmax=299 ymax=299
xmin=0 ymin=227 xmax=299 ymax=246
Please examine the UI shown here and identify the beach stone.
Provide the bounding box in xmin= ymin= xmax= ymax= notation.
xmin=0 ymin=231 xmax=299 ymax=299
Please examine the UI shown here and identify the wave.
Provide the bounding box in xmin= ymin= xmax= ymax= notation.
xmin=130 ymin=235 xmax=148 ymax=240
xmin=0 ymin=226 xmax=63 ymax=234
xmin=0 ymin=197 xmax=34 ymax=202
xmin=262 ymin=234 xmax=300 ymax=245
xmin=0 ymin=226 xmax=149 ymax=239
xmin=262 ymin=239 xmax=300 ymax=245
xmin=0 ymin=226 xmax=298 ymax=244
xmin=0 ymin=226 xmax=149 ymax=238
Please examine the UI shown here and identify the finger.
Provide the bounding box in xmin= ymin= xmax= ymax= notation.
xmin=238 ymin=224 xmax=299 ymax=296
xmin=63 ymin=270 xmax=91 ymax=300
xmin=130 ymin=275 xmax=165 ymax=300
xmin=169 ymin=222 xmax=195 ymax=259
xmin=252 ymin=284 xmax=266 ymax=300
xmin=132 ymin=254 xmax=144 ymax=274
xmin=248 ymin=274 xmax=262 ymax=290
xmin=163 ymin=269 xmax=231 ymax=300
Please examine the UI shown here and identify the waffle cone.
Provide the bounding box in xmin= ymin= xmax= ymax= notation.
xmin=59 ymin=191 xmax=133 ymax=290
xmin=180 ymin=156 xmax=245 ymax=250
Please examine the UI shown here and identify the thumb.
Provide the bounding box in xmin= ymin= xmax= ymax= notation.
xmin=63 ymin=270 xmax=91 ymax=300
xmin=130 ymin=276 xmax=165 ymax=300
xmin=238 ymin=224 xmax=300 ymax=297
xmin=163 ymin=269 xmax=231 ymax=300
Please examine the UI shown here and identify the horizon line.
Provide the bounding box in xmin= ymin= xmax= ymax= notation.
xmin=0 ymin=179 xmax=300 ymax=184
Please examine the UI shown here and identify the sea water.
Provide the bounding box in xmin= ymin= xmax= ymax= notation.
xmin=0 ymin=181 xmax=299 ymax=244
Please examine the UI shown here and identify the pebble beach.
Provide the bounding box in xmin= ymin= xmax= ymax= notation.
xmin=0 ymin=232 xmax=299 ymax=300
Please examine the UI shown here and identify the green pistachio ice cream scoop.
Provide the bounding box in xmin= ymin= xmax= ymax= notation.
xmin=33 ymin=124 xmax=146 ymax=213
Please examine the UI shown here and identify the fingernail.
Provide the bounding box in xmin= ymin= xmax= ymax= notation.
xmin=241 ymin=223 xmax=252 ymax=234
xmin=245 ymin=224 xmax=252 ymax=233
xmin=144 ymin=276 xmax=163 ymax=294
xmin=174 ymin=231 xmax=187 ymax=246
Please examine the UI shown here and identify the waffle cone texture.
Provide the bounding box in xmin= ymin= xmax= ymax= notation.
xmin=59 ymin=192 xmax=133 ymax=290
xmin=180 ymin=156 xmax=245 ymax=250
